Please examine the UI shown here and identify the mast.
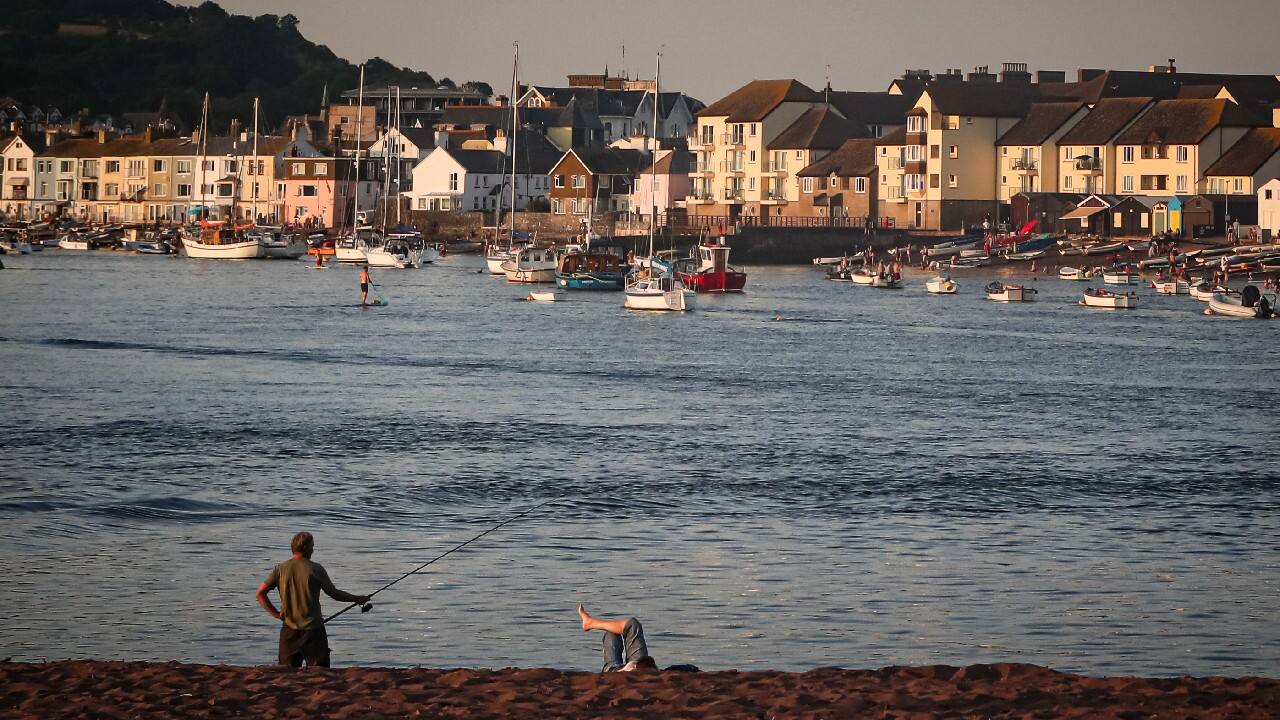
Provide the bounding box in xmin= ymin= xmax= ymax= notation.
xmin=395 ymin=85 xmax=402 ymax=225
xmin=508 ymin=42 xmax=519 ymax=248
xmin=648 ymin=51 xmax=660 ymax=259
xmin=251 ymin=96 xmax=259 ymax=224
xmin=381 ymin=86 xmax=392 ymax=232
xmin=350 ymin=64 xmax=365 ymax=233
xmin=197 ymin=92 xmax=209 ymax=223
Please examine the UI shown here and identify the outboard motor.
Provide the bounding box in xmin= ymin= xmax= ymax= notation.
xmin=1241 ymin=285 xmax=1261 ymax=308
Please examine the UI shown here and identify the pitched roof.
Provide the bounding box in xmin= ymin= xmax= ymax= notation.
xmin=1114 ymin=99 xmax=1265 ymax=146
xmin=565 ymin=146 xmax=645 ymax=175
xmin=512 ymin=129 xmax=563 ymax=175
xmin=1057 ymin=97 xmax=1154 ymax=145
xmin=639 ymin=148 xmax=692 ymax=175
xmin=1203 ymin=127 xmax=1280 ymax=177
xmin=875 ymin=127 xmax=907 ymax=146
xmin=697 ymin=80 xmax=821 ymax=122
xmin=827 ymin=91 xmax=915 ymax=128
xmin=997 ymin=101 xmax=1086 ymax=146
xmin=1069 ymin=70 xmax=1280 ymax=112
xmin=767 ymin=105 xmax=864 ymax=150
xmin=796 ymin=138 xmax=878 ymax=177
xmin=444 ymin=148 xmax=507 ymax=174
xmin=399 ymin=127 xmax=436 ymax=150
xmin=922 ymin=83 xmax=1039 ymax=117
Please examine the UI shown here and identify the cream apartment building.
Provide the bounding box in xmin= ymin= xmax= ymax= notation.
xmin=1201 ymin=127 xmax=1280 ymax=197
xmin=1112 ymin=98 xmax=1263 ymax=197
xmin=995 ymin=101 xmax=1087 ymax=200
xmin=1054 ymin=97 xmax=1153 ymax=196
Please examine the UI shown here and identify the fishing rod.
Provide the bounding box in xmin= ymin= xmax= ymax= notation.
xmin=325 ymin=498 xmax=557 ymax=623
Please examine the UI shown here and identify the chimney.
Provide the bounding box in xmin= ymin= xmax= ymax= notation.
xmin=144 ymin=127 xmax=155 ymax=144
xmin=967 ymin=66 xmax=996 ymax=84
xmin=1036 ymin=70 xmax=1066 ymax=84
xmin=45 ymin=129 xmax=58 ymax=147
xmin=192 ymin=127 xmax=200 ymax=145
xmin=934 ymin=69 xmax=963 ymax=84
xmin=1167 ymin=58 xmax=1176 ymax=74
xmin=97 ymin=128 xmax=109 ymax=144
xmin=999 ymin=62 xmax=1031 ymax=86
xmin=230 ymin=118 xmax=242 ymax=139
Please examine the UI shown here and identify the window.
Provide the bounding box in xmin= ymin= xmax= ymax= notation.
xmin=60 ymin=160 xmax=73 ymax=173
xmin=473 ymin=196 xmax=480 ymax=210
xmin=749 ymin=150 xmax=756 ymax=163
xmin=105 ymin=183 xmax=119 ymax=196
xmin=749 ymin=123 xmax=757 ymax=136
xmin=571 ymin=175 xmax=585 ymax=189
xmin=176 ymin=160 xmax=192 ymax=174
xmin=906 ymin=115 xmax=925 ymax=133
xmin=1122 ymin=146 xmax=1134 ymax=163
xmin=904 ymin=145 xmax=921 ymax=161
xmin=292 ymin=162 xmax=306 ymax=175
xmin=315 ymin=163 xmax=327 ymax=176
xmin=1176 ymin=146 xmax=1188 ymax=163
xmin=153 ymin=183 xmax=166 ymax=197
xmin=106 ymin=160 xmax=120 ymax=173
xmin=905 ymin=174 xmax=924 ymax=191
xmin=153 ymin=159 xmax=166 ymax=172
xmin=930 ymin=145 xmax=940 ymax=159
xmin=795 ymin=150 xmax=803 ymax=160
xmin=1063 ymin=175 xmax=1072 ymax=190
xmin=473 ymin=176 xmax=480 ymax=188
xmin=880 ymin=147 xmax=887 ymax=157
xmin=1113 ymin=212 xmax=1123 ymax=228
xmin=417 ymin=198 xmax=427 ymax=210
xmin=1063 ymin=147 xmax=1072 ymax=161
xmin=340 ymin=117 xmax=350 ymax=125
xmin=177 ymin=184 xmax=191 ymax=197
xmin=1123 ymin=175 xmax=1134 ymax=192
xmin=1266 ymin=189 xmax=1273 ymax=200
xmin=947 ymin=116 xmax=959 ymax=130
xmin=1234 ymin=178 xmax=1243 ymax=193
xmin=930 ymin=174 xmax=940 ymax=189
xmin=965 ymin=117 xmax=973 ymax=125
xmin=217 ymin=183 xmax=233 ymax=198
xmin=448 ymin=173 xmax=458 ymax=191
xmin=802 ymin=177 xmax=813 ymax=193
xmin=38 ymin=182 xmax=47 ymax=196
xmin=948 ymin=174 xmax=958 ymax=188
xmin=947 ymin=145 xmax=957 ymax=159
xmin=301 ymin=185 xmax=317 ymax=197
xmin=748 ymin=177 xmax=756 ymax=190
xmin=1176 ymin=175 xmax=1188 ymax=193
xmin=854 ymin=177 xmax=867 ymax=193
xmin=554 ymin=174 xmax=564 ymax=188
xmin=1140 ymin=175 xmax=1167 ymax=191
xmin=203 ymin=160 xmax=215 ymax=172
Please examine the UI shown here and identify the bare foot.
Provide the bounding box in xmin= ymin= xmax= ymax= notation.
xmin=578 ymin=604 xmax=591 ymax=632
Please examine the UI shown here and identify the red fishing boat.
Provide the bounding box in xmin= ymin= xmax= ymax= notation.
xmin=675 ymin=238 xmax=747 ymax=293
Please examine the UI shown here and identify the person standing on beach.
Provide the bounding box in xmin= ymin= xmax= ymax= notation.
xmin=359 ymin=266 xmax=371 ymax=305
xmin=578 ymin=604 xmax=657 ymax=672
xmin=256 ymin=532 xmax=369 ymax=668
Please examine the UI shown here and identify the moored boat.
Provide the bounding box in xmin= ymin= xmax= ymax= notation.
xmin=1189 ymin=280 xmax=1227 ymax=301
xmin=675 ymin=238 xmax=747 ymax=293
xmin=985 ymin=281 xmax=1037 ymax=302
xmin=527 ymin=289 xmax=562 ymax=303
xmin=1081 ymin=287 xmax=1138 ymax=309
xmin=623 ymin=270 xmax=693 ymax=311
xmin=849 ymin=268 xmax=877 ymax=285
xmin=1102 ymin=264 xmax=1140 ymax=284
xmin=180 ymin=221 xmax=263 ymax=259
xmin=1153 ymin=279 xmax=1189 ymax=295
xmin=1058 ymin=266 xmax=1091 ymax=281
xmin=925 ymin=276 xmax=957 ymax=294
xmin=556 ymin=240 xmax=628 ymax=290
xmin=502 ymin=245 xmax=557 ymax=283
xmin=1206 ymin=286 xmax=1276 ymax=318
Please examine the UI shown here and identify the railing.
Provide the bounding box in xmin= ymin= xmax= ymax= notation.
xmin=695 ymin=162 xmax=715 ymax=174
xmin=886 ymin=186 xmax=905 ymax=199
xmin=720 ymin=132 xmax=745 ymax=146
xmin=719 ymin=161 xmax=745 ymax=174
xmin=768 ymin=162 xmax=787 ymax=174
xmin=763 ymin=192 xmax=786 ymax=202
xmin=722 ymin=188 xmax=744 ymax=201
xmin=1012 ymin=158 xmax=1037 ymax=170
xmin=696 ymin=135 xmax=716 ymax=147
xmin=1075 ymin=157 xmax=1102 ymax=172
xmin=688 ymin=192 xmax=714 ymax=202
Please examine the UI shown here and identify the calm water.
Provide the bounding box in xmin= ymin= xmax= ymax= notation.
xmin=0 ymin=249 xmax=1276 ymax=676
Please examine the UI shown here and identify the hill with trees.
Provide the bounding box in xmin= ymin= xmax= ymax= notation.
xmin=0 ymin=0 xmax=493 ymax=129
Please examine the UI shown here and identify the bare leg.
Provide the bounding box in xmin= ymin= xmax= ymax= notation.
xmin=579 ymin=604 xmax=630 ymax=636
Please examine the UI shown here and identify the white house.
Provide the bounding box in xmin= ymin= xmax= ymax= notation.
xmin=404 ymin=147 xmax=552 ymax=213
xmin=1260 ymin=178 xmax=1280 ymax=241
xmin=2 ymin=134 xmax=42 ymax=218
xmin=367 ymin=127 xmax=436 ymax=192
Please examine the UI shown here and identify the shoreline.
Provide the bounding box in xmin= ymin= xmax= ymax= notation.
xmin=2 ymin=660 xmax=1276 ymax=719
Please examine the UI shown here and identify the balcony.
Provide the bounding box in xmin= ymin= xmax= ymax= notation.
xmin=720 ymin=132 xmax=745 ymax=147
xmin=1011 ymin=158 xmax=1037 ymax=171
xmin=767 ymin=162 xmax=788 ymax=175
xmin=760 ymin=191 xmax=787 ymax=205
xmin=722 ymin=188 xmax=744 ymax=203
xmin=885 ymin=186 xmax=905 ymax=202
xmin=904 ymin=159 xmax=927 ymax=174
xmin=687 ymin=192 xmax=714 ymax=204
xmin=719 ymin=161 xmax=745 ymax=176
xmin=1075 ymin=157 xmax=1103 ymax=174
xmin=694 ymin=162 xmax=715 ymax=175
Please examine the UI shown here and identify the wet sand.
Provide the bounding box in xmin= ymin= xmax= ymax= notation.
xmin=1 ymin=661 xmax=1276 ymax=719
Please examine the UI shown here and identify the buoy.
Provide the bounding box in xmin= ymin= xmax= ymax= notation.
xmin=1203 ymin=308 xmax=1213 ymax=316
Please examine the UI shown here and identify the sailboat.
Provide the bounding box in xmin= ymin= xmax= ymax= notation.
xmin=624 ymin=52 xmax=693 ymax=311
xmin=334 ymin=65 xmax=380 ymax=264
xmin=180 ymin=93 xmax=264 ymax=259
xmin=496 ymin=43 xmax=556 ymax=284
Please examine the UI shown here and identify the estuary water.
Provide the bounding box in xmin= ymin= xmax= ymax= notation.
xmin=0 ymin=250 xmax=1276 ymax=676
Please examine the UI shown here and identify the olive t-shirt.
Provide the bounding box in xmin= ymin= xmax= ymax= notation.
xmin=264 ymin=558 xmax=338 ymax=631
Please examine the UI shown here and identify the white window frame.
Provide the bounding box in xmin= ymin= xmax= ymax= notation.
xmin=854 ymin=177 xmax=867 ymax=194
xmin=1123 ymin=175 xmax=1134 ymax=192
xmin=1176 ymin=146 xmax=1188 ymax=163
xmin=1122 ymin=146 xmax=1134 ymax=164
xmin=802 ymin=177 xmax=813 ymax=193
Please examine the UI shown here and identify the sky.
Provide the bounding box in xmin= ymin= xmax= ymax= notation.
xmin=182 ymin=0 xmax=1279 ymax=102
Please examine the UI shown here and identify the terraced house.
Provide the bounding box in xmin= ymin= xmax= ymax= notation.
xmin=1053 ymin=97 xmax=1154 ymax=196
xmin=996 ymin=101 xmax=1088 ymax=200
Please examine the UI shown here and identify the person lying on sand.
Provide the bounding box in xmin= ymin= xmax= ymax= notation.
xmin=579 ymin=604 xmax=658 ymax=672
xmin=256 ymin=532 xmax=369 ymax=668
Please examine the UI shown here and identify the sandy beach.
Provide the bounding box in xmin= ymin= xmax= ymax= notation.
xmin=1 ymin=661 xmax=1276 ymax=719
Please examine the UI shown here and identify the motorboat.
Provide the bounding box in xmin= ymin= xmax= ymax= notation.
xmin=306 ymin=235 xmax=335 ymax=256
xmin=623 ymin=269 xmax=694 ymax=311
xmin=1004 ymin=249 xmax=1048 ymax=261
xmin=1082 ymin=241 xmax=1126 ymax=255
xmin=1153 ymin=279 xmax=1189 ymax=295
xmin=58 ymin=236 xmax=91 ymax=251
xmin=926 ymin=235 xmax=982 ymax=259
xmin=985 ymin=281 xmax=1037 ymax=302
xmin=527 ymin=289 xmax=562 ymax=303
xmin=502 ymin=245 xmax=557 ymax=283
xmin=871 ymin=274 xmax=902 ymax=289
xmin=257 ymin=228 xmax=308 ymax=259
xmin=1058 ymin=266 xmax=1091 ymax=281
xmin=1127 ymin=241 xmax=1152 ymax=252
xmin=925 ymin=276 xmax=957 ymax=294
xmin=334 ymin=226 xmax=382 ymax=263
xmin=387 ymin=226 xmax=438 ymax=263
xmin=1081 ymin=287 xmax=1138 ymax=309
xmin=948 ymin=255 xmax=992 ymax=268
xmin=675 ymin=238 xmax=747 ymax=293
xmin=1102 ymin=265 xmax=1140 ymax=284
xmin=556 ymin=240 xmax=628 ymax=290
xmin=364 ymin=238 xmax=422 ymax=269
xmin=180 ymin=222 xmax=263 ymax=259
xmin=1206 ymin=286 xmax=1276 ymax=318
xmin=123 ymin=239 xmax=174 ymax=254
xmin=1189 ymin=280 xmax=1228 ymax=301
xmin=849 ymin=269 xmax=877 ymax=285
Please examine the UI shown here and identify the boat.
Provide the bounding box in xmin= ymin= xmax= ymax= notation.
xmin=1080 ymin=287 xmax=1138 ymax=309
xmin=985 ymin=281 xmax=1037 ymax=302
xmin=1189 ymin=280 xmax=1228 ymax=301
xmin=813 ymin=255 xmax=850 ymax=266
xmin=1153 ymin=279 xmax=1189 ymax=295
xmin=556 ymin=240 xmax=628 ymax=290
xmin=58 ymin=236 xmax=90 ymax=251
xmin=926 ymin=235 xmax=982 ymax=259
xmin=364 ymin=237 xmax=422 ymax=268
xmin=1082 ymin=241 xmax=1126 ymax=255
xmin=849 ymin=268 xmax=877 ymax=285
xmin=1102 ymin=265 xmax=1140 ymax=284
xmin=386 ymin=226 xmax=438 ymax=263
xmin=948 ymin=255 xmax=992 ymax=268
xmin=1206 ymin=286 xmax=1276 ymax=318
xmin=502 ymin=245 xmax=557 ymax=283
xmin=122 ymin=239 xmax=174 ymax=255
xmin=1127 ymin=241 xmax=1151 ymax=252
xmin=870 ymin=273 xmax=902 ymax=289
xmin=258 ymin=228 xmax=308 ymax=259
xmin=675 ymin=238 xmax=747 ymax=293
xmin=1004 ymin=249 xmax=1048 ymax=261
xmin=1058 ymin=266 xmax=1091 ymax=281
xmin=306 ymin=235 xmax=335 ymax=256
xmin=623 ymin=51 xmax=693 ymax=313
xmin=181 ymin=221 xmax=264 ymax=259
xmin=1138 ymin=258 xmax=1171 ymax=270
xmin=335 ymin=226 xmax=382 ymax=263
xmin=527 ymin=289 xmax=562 ymax=302
xmin=925 ymin=276 xmax=957 ymax=294
xmin=1058 ymin=246 xmax=1084 ymax=256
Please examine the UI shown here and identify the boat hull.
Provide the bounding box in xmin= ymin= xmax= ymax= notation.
xmin=925 ymin=278 xmax=957 ymax=294
xmin=556 ymin=272 xmax=626 ymax=290
xmin=485 ymin=255 xmax=510 ymax=274
xmin=334 ymin=245 xmax=367 ymax=263
xmin=624 ymin=288 xmax=694 ymax=311
xmin=1154 ymin=281 xmax=1189 ymax=295
xmin=504 ymin=267 xmax=556 ymax=283
xmin=182 ymin=238 xmax=263 ymax=259
xmin=1102 ymin=273 xmax=1138 ymax=285
xmin=1207 ymin=293 xmax=1274 ymax=318
xmin=1081 ymin=291 xmax=1138 ymax=309
xmin=679 ymin=270 xmax=747 ymax=293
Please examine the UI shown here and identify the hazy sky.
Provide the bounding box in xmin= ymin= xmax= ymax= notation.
xmin=183 ymin=0 xmax=1278 ymax=102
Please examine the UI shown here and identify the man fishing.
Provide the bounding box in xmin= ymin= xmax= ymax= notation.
xmin=256 ymin=532 xmax=369 ymax=668
xmin=359 ymin=266 xmax=372 ymax=305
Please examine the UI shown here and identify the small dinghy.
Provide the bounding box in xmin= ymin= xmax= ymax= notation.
xmin=527 ymin=289 xmax=563 ymax=303
xmin=985 ymin=281 xmax=1037 ymax=302
xmin=849 ymin=269 xmax=877 ymax=286
xmin=871 ymin=274 xmax=902 ymax=289
xmin=1153 ymin=279 xmax=1189 ymax=295
xmin=1189 ymin=280 xmax=1228 ymax=301
xmin=1083 ymin=241 xmax=1126 ymax=255
xmin=925 ymin=276 xmax=957 ymax=294
xmin=1206 ymin=286 xmax=1276 ymax=318
xmin=1058 ymin=266 xmax=1091 ymax=281
xmin=1081 ymin=287 xmax=1138 ymax=309
xmin=1102 ymin=266 xmax=1140 ymax=285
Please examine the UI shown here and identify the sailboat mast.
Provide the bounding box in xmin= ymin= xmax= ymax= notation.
xmin=197 ymin=92 xmax=209 ymax=222
xmin=508 ymin=42 xmax=519 ymax=248
xmin=395 ymin=86 xmax=402 ymax=225
xmin=351 ymin=64 xmax=365 ymax=232
xmin=648 ymin=51 xmax=660 ymax=259
xmin=251 ymin=97 xmax=259 ymax=223
xmin=381 ymin=86 xmax=392 ymax=232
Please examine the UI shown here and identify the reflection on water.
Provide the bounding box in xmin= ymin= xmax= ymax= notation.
xmin=0 ymin=252 xmax=1276 ymax=675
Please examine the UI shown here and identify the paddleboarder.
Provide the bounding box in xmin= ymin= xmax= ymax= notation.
xmin=359 ymin=266 xmax=371 ymax=305
xmin=256 ymin=532 xmax=369 ymax=668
